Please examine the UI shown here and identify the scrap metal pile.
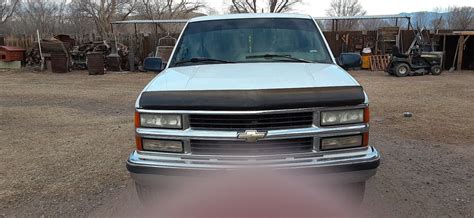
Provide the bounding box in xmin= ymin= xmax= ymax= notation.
xmin=25 ymin=35 xmax=137 ymax=72
xmin=69 ymin=41 xmax=131 ymax=70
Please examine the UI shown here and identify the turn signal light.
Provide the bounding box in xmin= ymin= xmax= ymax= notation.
xmin=134 ymin=111 xmax=140 ymax=128
xmin=362 ymin=132 xmax=369 ymax=147
xmin=135 ymin=135 xmax=143 ymax=151
xmin=364 ymin=107 xmax=370 ymax=123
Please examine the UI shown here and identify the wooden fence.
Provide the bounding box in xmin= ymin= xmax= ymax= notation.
xmin=4 ymin=35 xmax=36 ymax=48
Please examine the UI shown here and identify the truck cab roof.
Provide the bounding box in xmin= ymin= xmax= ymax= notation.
xmin=189 ymin=13 xmax=314 ymax=23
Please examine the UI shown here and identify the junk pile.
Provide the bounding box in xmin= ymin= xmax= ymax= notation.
xmin=25 ymin=34 xmax=134 ymax=74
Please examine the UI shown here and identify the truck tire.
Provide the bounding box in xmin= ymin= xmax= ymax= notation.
xmin=431 ymin=65 xmax=442 ymax=75
xmin=394 ymin=63 xmax=410 ymax=77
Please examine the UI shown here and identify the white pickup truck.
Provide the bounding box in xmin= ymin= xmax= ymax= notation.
xmin=127 ymin=13 xmax=380 ymax=203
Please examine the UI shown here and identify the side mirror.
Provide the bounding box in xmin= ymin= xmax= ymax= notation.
xmin=338 ymin=53 xmax=362 ymax=69
xmin=143 ymin=57 xmax=164 ymax=73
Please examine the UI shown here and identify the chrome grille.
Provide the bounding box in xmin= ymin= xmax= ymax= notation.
xmin=190 ymin=138 xmax=314 ymax=155
xmin=189 ymin=112 xmax=314 ymax=131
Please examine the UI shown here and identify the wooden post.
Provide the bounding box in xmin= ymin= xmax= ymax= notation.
xmin=441 ymin=35 xmax=446 ymax=70
xmin=457 ymin=35 xmax=464 ymax=71
xmin=129 ymin=37 xmax=135 ymax=72
xmin=37 ymin=30 xmax=45 ymax=71
xmin=134 ymin=24 xmax=138 ymax=38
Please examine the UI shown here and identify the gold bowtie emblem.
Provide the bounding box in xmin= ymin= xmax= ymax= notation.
xmin=237 ymin=130 xmax=267 ymax=142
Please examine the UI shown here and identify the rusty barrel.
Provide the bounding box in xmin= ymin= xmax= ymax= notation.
xmin=87 ymin=52 xmax=104 ymax=75
xmin=50 ymin=53 xmax=68 ymax=73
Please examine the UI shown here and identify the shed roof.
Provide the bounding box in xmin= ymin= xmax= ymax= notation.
xmin=436 ymin=31 xmax=474 ymax=36
xmin=0 ymin=46 xmax=26 ymax=52
xmin=313 ymin=14 xmax=410 ymax=20
xmin=110 ymin=19 xmax=188 ymax=24
xmin=111 ymin=14 xmax=411 ymax=26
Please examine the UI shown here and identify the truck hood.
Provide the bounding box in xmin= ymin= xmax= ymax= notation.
xmin=144 ymin=63 xmax=360 ymax=92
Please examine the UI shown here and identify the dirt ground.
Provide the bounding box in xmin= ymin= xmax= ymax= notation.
xmin=0 ymin=69 xmax=473 ymax=217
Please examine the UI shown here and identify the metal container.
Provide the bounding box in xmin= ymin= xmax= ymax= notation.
xmin=361 ymin=48 xmax=372 ymax=69
xmin=87 ymin=52 xmax=104 ymax=75
xmin=50 ymin=53 xmax=68 ymax=73
xmin=106 ymin=54 xmax=121 ymax=71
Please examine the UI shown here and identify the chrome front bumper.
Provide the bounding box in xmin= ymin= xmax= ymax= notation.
xmin=127 ymin=146 xmax=380 ymax=185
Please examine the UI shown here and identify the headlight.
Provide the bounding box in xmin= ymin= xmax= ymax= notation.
xmin=140 ymin=114 xmax=182 ymax=129
xmin=321 ymin=135 xmax=363 ymax=151
xmin=142 ymin=139 xmax=183 ymax=153
xmin=321 ymin=109 xmax=364 ymax=126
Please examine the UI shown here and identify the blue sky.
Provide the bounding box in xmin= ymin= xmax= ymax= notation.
xmin=206 ymin=0 xmax=474 ymax=15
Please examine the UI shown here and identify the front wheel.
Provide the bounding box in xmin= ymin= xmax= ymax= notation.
xmin=431 ymin=65 xmax=442 ymax=75
xmin=394 ymin=63 xmax=410 ymax=77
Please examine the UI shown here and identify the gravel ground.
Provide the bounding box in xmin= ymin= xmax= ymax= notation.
xmin=0 ymin=69 xmax=473 ymax=217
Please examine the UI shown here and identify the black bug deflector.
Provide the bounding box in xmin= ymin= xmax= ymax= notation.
xmin=138 ymin=86 xmax=365 ymax=110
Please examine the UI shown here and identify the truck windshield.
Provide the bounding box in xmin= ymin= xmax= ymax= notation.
xmin=169 ymin=18 xmax=333 ymax=67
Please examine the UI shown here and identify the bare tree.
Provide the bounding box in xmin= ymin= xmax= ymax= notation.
xmin=138 ymin=0 xmax=203 ymax=20
xmin=414 ymin=12 xmax=429 ymax=29
xmin=447 ymin=6 xmax=473 ymax=30
xmin=430 ymin=8 xmax=446 ymax=31
xmin=137 ymin=0 xmax=203 ymax=33
xmin=71 ymin=0 xmax=138 ymax=37
xmin=326 ymin=0 xmax=366 ymax=30
xmin=67 ymin=3 xmax=96 ymax=35
xmin=268 ymin=0 xmax=301 ymax=13
xmin=0 ymin=0 xmax=20 ymax=24
xmin=14 ymin=0 xmax=68 ymax=35
xmin=230 ymin=0 xmax=257 ymax=13
xmin=229 ymin=0 xmax=301 ymax=13
xmin=204 ymin=5 xmax=219 ymax=15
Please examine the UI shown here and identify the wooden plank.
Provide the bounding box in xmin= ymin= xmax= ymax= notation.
xmin=452 ymin=31 xmax=474 ymax=35
xmin=370 ymin=55 xmax=390 ymax=71
xmin=457 ymin=35 xmax=464 ymax=71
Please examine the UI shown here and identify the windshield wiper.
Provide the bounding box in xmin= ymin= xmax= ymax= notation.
xmin=246 ymin=54 xmax=313 ymax=63
xmin=174 ymin=57 xmax=235 ymax=66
